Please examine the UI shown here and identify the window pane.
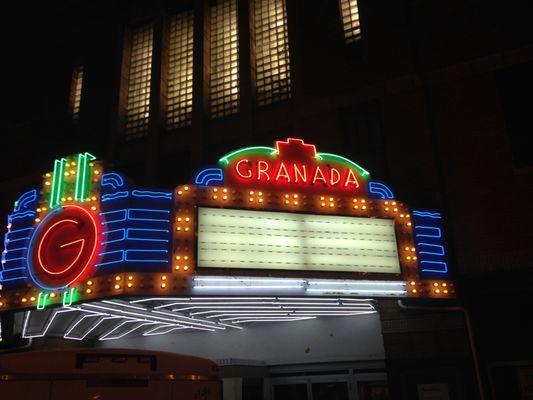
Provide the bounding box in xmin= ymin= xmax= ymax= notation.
xmin=339 ymin=0 xmax=361 ymax=43
xmin=125 ymin=23 xmax=154 ymax=140
xmin=312 ymin=382 xmax=349 ymax=400
xmin=254 ymin=0 xmax=291 ymax=106
xmin=273 ymin=384 xmax=308 ymax=400
xmin=210 ymin=0 xmax=240 ymax=118
xmin=166 ymin=10 xmax=194 ymax=130
xmin=70 ymin=66 xmax=84 ymax=122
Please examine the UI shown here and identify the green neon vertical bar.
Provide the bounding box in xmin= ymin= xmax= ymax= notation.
xmin=55 ymin=158 xmax=66 ymax=208
xmin=49 ymin=159 xmax=59 ymax=208
xmin=80 ymin=153 xmax=96 ymax=201
xmin=50 ymin=159 xmax=66 ymax=209
xmin=74 ymin=153 xmax=84 ymax=202
xmin=62 ymin=288 xmax=76 ymax=306
xmin=37 ymin=292 xmax=49 ymax=310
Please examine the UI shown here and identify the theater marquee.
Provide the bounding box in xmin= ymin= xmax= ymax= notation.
xmin=0 ymin=138 xmax=453 ymax=313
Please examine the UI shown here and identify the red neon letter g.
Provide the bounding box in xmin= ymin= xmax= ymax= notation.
xmin=235 ymin=159 xmax=252 ymax=179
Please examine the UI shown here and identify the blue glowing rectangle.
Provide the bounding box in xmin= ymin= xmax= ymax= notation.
xmin=126 ymin=228 xmax=170 ymax=242
xmin=412 ymin=209 xmax=449 ymax=275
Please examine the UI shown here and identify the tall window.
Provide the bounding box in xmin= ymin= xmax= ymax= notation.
xmin=69 ymin=66 xmax=84 ymax=122
xmin=166 ymin=10 xmax=194 ymax=130
xmin=339 ymin=0 xmax=361 ymax=43
xmin=210 ymin=0 xmax=240 ymax=118
xmin=125 ymin=23 xmax=154 ymax=139
xmin=254 ymin=0 xmax=291 ymax=106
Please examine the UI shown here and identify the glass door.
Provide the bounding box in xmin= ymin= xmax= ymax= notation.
xmin=273 ymin=383 xmax=308 ymax=400
xmin=272 ymin=375 xmax=353 ymax=400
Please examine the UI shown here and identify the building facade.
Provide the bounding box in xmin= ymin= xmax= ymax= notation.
xmin=1 ymin=1 xmax=533 ymax=399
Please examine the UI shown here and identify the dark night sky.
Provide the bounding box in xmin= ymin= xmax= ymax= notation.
xmin=1 ymin=2 xmax=126 ymax=180
xmin=4 ymin=2 xmax=93 ymax=124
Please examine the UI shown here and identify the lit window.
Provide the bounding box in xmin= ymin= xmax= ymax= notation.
xmin=339 ymin=0 xmax=361 ymax=43
xmin=166 ymin=10 xmax=194 ymax=130
xmin=125 ymin=23 xmax=154 ymax=139
xmin=210 ymin=0 xmax=239 ymax=118
xmin=254 ymin=0 xmax=291 ymax=106
xmin=70 ymin=66 xmax=83 ymax=122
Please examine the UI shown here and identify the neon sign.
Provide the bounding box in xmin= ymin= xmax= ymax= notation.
xmin=28 ymin=204 xmax=100 ymax=290
xmin=0 ymin=144 xmax=454 ymax=314
xmin=218 ymin=138 xmax=370 ymax=195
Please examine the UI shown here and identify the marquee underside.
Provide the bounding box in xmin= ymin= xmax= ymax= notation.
xmin=20 ymin=296 xmax=377 ymax=341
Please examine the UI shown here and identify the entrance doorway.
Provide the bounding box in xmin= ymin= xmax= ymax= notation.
xmin=271 ymin=372 xmax=388 ymax=400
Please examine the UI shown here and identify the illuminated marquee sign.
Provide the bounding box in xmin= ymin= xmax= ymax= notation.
xmin=216 ymin=138 xmax=369 ymax=195
xmin=197 ymin=207 xmax=401 ymax=274
xmin=0 ymin=139 xmax=453 ymax=314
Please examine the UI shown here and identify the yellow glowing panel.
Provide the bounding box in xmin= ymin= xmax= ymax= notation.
xmin=254 ymin=0 xmax=291 ymax=106
xmin=340 ymin=0 xmax=361 ymax=43
xmin=210 ymin=0 xmax=240 ymax=118
xmin=197 ymin=207 xmax=401 ymax=273
xmin=125 ymin=23 xmax=154 ymax=139
xmin=71 ymin=66 xmax=83 ymax=121
xmin=167 ymin=10 xmax=194 ymax=129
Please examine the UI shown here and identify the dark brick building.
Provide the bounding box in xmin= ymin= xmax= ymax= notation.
xmin=2 ymin=1 xmax=533 ymax=399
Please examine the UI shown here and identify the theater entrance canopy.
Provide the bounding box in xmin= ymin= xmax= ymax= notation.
xmin=0 ymin=138 xmax=453 ymax=341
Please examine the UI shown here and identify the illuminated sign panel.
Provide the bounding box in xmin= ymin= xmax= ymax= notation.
xmin=0 ymin=138 xmax=454 ymax=315
xmin=197 ymin=207 xmax=401 ymax=274
xmin=28 ymin=204 xmax=100 ymax=290
xmin=218 ymin=138 xmax=370 ymax=196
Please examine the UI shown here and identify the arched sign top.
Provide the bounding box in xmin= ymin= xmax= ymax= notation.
xmin=217 ymin=138 xmax=371 ymax=195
